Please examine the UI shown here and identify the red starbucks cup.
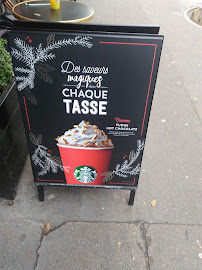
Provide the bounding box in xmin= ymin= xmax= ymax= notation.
xmin=58 ymin=144 xmax=113 ymax=185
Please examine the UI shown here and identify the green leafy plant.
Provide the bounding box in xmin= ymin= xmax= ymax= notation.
xmin=0 ymin=37 xmax=13 ymax=94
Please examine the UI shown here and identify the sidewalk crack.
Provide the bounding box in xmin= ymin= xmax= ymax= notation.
xmin=33 ymin=230 xmax=45 ymax=270
xmin=47 ymin=221 xmax=69 ymax=235
xmin=138 ymin=223 xmax=153 ymax=270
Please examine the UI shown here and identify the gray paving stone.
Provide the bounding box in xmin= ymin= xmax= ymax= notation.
xmin=141 ymin=0 xmax=202 ymax=119
xmin=36 ymin=222 xmax=146 ymax=270
xmin=148 ymin=224 xmax=202 ymax=270
xmin=0 ymin=221 xmax=42 ymax=270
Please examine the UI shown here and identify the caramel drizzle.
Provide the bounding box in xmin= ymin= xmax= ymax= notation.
xmin=55 ymin=136 xmax=61 ymax=141
xmin=83 ymin=125 xmax=90 ymax=129
xmin=91 ymin=135 xmax=97 ymax=140
xmin=63 ymin=138 xmax=68 ymax=144
xmin=84 ymin=141 xmax=90 ymax=146
xmin=102 ymin=141 xmax=108 ymax=146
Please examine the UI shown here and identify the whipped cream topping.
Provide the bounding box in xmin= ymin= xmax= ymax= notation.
xmin=57 ymin=121 xmax=114 ymax=148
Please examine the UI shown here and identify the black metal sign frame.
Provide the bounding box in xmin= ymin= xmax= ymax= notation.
xmin=6 ymin=22 xmax=163 ymax=204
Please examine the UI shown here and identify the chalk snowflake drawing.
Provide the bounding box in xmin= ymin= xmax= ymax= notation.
xmin=30 ymin=132 xmax=65 ymax=176
xmin=102 ymin=140 xmax=145 ymax=182
xmin=11 ymin=35 xmax=93 ymax=92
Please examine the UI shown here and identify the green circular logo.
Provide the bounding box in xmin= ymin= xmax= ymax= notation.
xmin=74 ymin=166 xmax=97 ymax=183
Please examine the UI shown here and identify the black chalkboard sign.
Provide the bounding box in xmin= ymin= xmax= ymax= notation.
xmin=8 ymin=23 xmax=163 ymax=203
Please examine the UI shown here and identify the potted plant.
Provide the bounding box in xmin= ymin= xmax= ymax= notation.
xmin=0 ymin=37 xmax=13 ymax=94
xmin=0 ymin=34 xmax=28 ymax=200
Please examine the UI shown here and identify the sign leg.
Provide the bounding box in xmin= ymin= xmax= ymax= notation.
xmin=37 ymin=186 xmax=45 ymax=201
xmin=128 ymin=190 xmax=136 ymax=206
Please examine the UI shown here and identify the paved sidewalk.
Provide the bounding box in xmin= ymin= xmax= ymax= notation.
xmin=0 ymin=1 xmax=202 ymax=269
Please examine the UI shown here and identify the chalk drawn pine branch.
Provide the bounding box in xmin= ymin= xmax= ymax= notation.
xmin=47 ymin=34 xmax=55 ymax=47
xmin=35 ymin=63 xmax=55 ymax=83
xmin=102 ymin=140 xmax=145 ymax=182
xmin=11 ymin=36 xmax=93 ymax=91
xmin=30 ymin=132 xmax=65 ymax=176
xmin=25 ymin=89 xmax=37 ymax=105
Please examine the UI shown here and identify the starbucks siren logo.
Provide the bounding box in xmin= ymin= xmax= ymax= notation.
xmin=74 ymin=166 xmax=97 ymax=183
